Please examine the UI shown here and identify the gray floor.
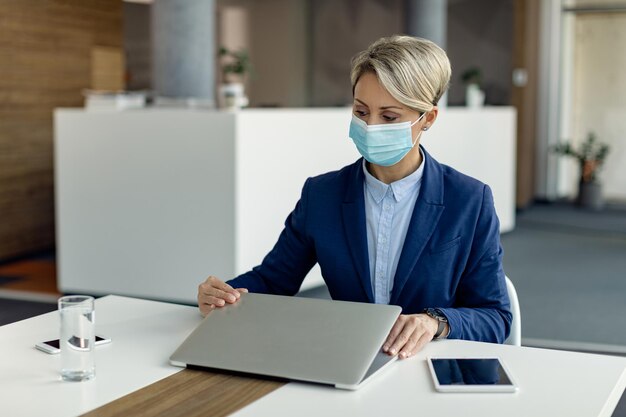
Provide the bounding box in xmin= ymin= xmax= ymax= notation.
xmin=518 ymin=202 xmax=626 ymax=235
xmin=502 ymin=204 xmax=626 ymax=348
xmin=503 ymin=212 xmax=625 ymax=417
xmin=0 ymin=298 xmax=57 ymax=326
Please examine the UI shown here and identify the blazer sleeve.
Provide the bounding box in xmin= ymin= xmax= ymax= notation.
xmin=226 ymin=178 xmax=317 ymax=295
xmin=437 ymin=185 xmax=513 ymax=343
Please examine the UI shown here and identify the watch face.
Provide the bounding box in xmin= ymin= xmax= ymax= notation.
xmin=428 ymin=309 xmax=448 ymax=322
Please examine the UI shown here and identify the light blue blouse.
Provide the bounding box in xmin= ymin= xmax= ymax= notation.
xmin=362 ymin=150 xmax=425 ymax=304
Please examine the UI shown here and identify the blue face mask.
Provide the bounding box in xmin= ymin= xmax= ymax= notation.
xmin=348 ymin=113 xmax=426 ymax=167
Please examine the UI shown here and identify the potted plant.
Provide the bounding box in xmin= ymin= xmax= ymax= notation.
xmin=218 ymin=46 xmax=253 ymax=109
xmin=461 ymin=67 xmax=485 ymax=108
xmin=553 ymin=132 xmax=610 ymax=210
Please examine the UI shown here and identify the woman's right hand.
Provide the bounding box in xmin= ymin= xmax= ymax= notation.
xmin=197 ymin=276 xmax=248 ymax=317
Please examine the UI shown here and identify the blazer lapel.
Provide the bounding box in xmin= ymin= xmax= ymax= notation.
xmin=342 ymin=160 xmax=374 ymax=303
xmin=390 ymin=147 xmax=445 ymax=305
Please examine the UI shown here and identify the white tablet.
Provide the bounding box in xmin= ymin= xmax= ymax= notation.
xmin=427 ymin=357 xmax=518 ymax=393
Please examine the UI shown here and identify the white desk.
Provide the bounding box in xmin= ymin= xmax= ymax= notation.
xmin=2 ymin=296 xmax=625 ymax=417
xmin=0 ymin=295 xmax=201 ymax=417
xmin=233 ymin=340 xmax=626 ymax=417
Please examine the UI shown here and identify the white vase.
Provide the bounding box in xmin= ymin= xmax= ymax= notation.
xmin=219 ymin=82 xmax=249 ymax=110
xmin=466 ymin=84 xmax=485 ymax=108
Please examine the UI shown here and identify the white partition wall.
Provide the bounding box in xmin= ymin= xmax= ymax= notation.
xmin=55 ymin=107 xmax=515 ymax=303
xmin=232 ymin=109 xmax=359 ymax=288
xmin=55 ymin=110 xmax=239 ymax=303
xmin=423 ymin=107 xmax=517 ymax=229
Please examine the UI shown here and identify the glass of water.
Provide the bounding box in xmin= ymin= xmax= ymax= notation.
xmin=58 ymin=295 xmax=96 ymax=381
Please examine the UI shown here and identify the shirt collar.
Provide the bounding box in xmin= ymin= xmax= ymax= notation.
xmin=362 ymin=148 xmax=425 ymax=203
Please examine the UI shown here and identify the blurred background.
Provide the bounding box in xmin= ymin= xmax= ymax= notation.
xmin=0 ymin=0 xmax=625 ymax=357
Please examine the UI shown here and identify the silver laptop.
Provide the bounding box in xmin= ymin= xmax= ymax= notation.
xmin=170 ymin=292 xmax=401 ymax=390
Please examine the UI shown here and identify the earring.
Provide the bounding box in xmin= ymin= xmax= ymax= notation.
xmin=422 ymin=126 xmax=429 ymax=131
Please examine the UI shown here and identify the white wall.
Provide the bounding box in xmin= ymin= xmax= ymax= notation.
xmin=558 ymin=11 xmax=577 ymax=197
xmin=545 ymin=1 xmax=626 ymax=202
xmin=568 ymin=11 xmax=626 ymax=201
xmin=535 ymin=0 xmax=563 ymax=200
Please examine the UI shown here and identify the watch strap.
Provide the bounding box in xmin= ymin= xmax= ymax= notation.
xmin=434 ymin=320 xmax=446 ymax=339
xmin=423 ymin=308 xmax=448 ymax=339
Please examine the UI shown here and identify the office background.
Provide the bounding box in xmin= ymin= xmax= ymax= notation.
xmin=1 ymin=0 xmax=625 ymax=367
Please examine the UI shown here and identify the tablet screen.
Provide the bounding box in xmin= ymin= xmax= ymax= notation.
xmin=430 ymin=358 xmax=513 ymax=386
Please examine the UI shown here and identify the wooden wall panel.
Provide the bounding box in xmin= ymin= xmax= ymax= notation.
xmin=0 ymin=0 xmax=123 ymax=260
xmin=511 ymin=0 xmax=540 ymax=209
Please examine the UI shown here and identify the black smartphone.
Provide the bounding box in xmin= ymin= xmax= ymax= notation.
xmin=35 ymin=336 xmax=112 ymax=354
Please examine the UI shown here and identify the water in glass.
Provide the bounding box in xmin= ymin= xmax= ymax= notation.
xmin=59 ymin=296 xmax=95 ymax=381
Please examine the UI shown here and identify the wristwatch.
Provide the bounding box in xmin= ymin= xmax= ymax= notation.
xmin=423 ymin=308 xmax=448 ymax=339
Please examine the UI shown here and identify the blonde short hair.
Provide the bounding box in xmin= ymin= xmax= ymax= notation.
xmin=350 ymin=35 xmax=452 ymax=113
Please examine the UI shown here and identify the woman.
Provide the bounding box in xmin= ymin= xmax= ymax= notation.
xmin=198 ymin=35 xmax=511 ymax=360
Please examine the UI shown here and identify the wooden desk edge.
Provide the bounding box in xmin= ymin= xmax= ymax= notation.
xmin=82 ymin=368 xmax=285 ymax=417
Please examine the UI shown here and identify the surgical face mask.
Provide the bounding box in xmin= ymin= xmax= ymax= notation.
xmin=348 ymin=112 xmax=427 ymax=167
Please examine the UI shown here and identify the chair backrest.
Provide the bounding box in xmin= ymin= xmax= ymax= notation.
xmin=504 ymin=276 xmax=521 ymax=346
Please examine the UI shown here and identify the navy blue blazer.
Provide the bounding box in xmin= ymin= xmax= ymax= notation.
xmin=228 ymin=147 xmax=512 ymax=343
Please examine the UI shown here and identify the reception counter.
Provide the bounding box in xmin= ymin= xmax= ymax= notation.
xmin=54 ymin=107 xmax=516 ymax=303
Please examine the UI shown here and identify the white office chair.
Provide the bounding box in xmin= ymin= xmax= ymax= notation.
xmin=504 ymin=276 xmax=521 ymax=346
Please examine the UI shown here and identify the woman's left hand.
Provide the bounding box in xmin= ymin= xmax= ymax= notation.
xmin=382 ymin=314 xmax=441 ymax=359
